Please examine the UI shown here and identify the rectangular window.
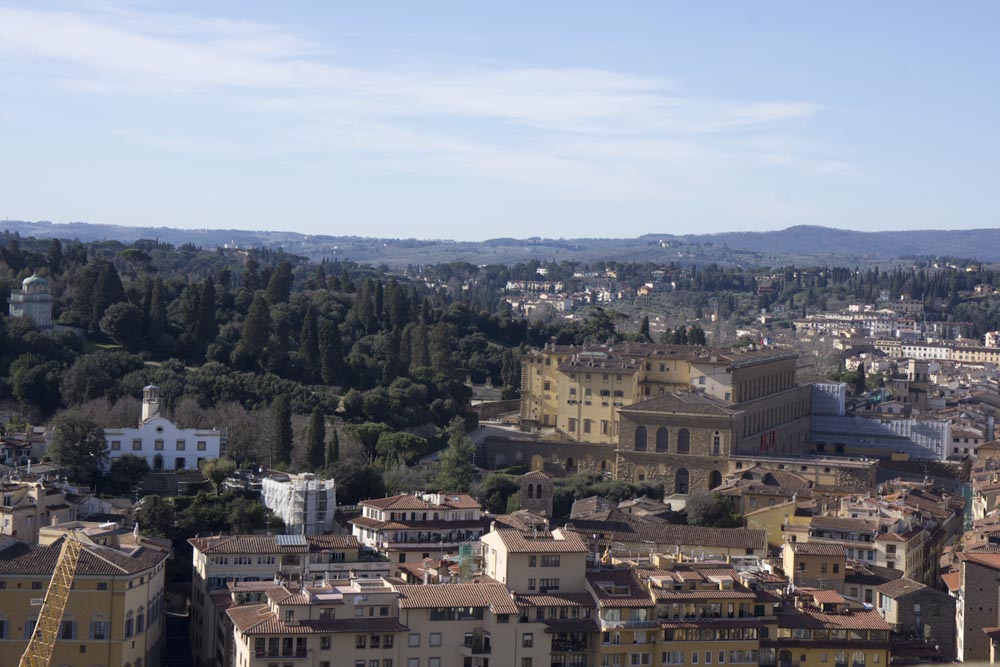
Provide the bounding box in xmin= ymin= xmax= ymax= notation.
xmin=176 ymin=440 xmax=186 ymax=450
xmin=541 ymin=555 xmax=561 ymax=567
xmin=132 ymin=439 xmax=142 ymax=451
xmin=528 ymin=578 xmax=536 ymax=591
xmin=111 ymin=441 xmax=121 ymax=451
xmin=408 ymin=634 xmax=420 ymax=647
xmin=529 ymin=555 xmax=537 ymax=567
xmin=429 ymin=633 xmax=441 ymax=647
xmin=568 ymin=418 xmax=577 ymax=433
xmin=601 ymin=420 xmax=610 ymax=435
xmin=584 ymin=419 xmax=592 ymax=434
xmin=197 ymin=441 xmax=207 ymax=451
xmin=154 ymin=439 xmax=164 ymax=451
xmin=356 ymin=636 xmax=367 ymax=649
xmin=321 ymin=637 xmax=331 ymax=650
xmin=540 ymin=578 xmax=560 ymax=591
xmin=429 ymin=660 xmax=441 ymax=667
xmin=523 ymin=633 xmax=534 ymax=648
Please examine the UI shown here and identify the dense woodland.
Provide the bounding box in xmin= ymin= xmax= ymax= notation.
xmin=1 ymin=231 xmax=999 ymax=511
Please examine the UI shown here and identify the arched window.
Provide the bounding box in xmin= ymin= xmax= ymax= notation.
xmin=655 ymin=428 xmax=668 ymax=453
xmin=677 ymin=429 xmax=690 ymax=454
xmin=835 ymin=651 xmax=848 ymax=667
xmin=709 ymin=470 xmax=722 ymax=490
xmin=90 ymin=614 xmax=109 ymax=640
xmin=674 ymin=469 xmax=689 ymax=495
xmin=634 ymin=426 xmax=647 ymax=452
xmin=852 ymin=652 xmax=866 ymax=667
xmin=635 ymin=466 xmax=647 ymax=482
xmin=712 ymin=431 xmax=721 ymax=455
xmin=527 ymin=484 xmax=534 ymax=499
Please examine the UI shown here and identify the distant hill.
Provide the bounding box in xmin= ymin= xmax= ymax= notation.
xmin=2 ymin=220 xmax=999 ymax=267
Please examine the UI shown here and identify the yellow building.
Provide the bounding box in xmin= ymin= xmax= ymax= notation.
xmin=0 ymin=528 xmax=169 ymax=667
xmin=744 ymin=500 xmax=811 ymax=549
xmin=0 ymin=480 xmax=79 ymax=544
xmin=771 ymin=590 xmax=891 ymax=667
xmin=520 ymin=343 xmax=803 ymax=446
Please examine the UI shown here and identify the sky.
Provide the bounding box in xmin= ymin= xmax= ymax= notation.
xmin=0 ymin=1 xmax=998 ymax=241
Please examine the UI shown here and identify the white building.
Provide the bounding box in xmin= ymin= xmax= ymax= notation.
xmin=104 ymin=385 xmax=223 ymax=471
xmin=260 ymin=472 xmax=336 ymax=535
xmin=8 ymin=274 xmax=53 ymax=328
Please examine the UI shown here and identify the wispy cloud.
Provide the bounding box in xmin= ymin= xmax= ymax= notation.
xmin=0 ymin=3 xmax=848 ymax=203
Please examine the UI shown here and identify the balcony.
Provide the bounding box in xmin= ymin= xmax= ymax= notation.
xmin=552 ymin=638 xmax=588 ymax=652
xmin=461 ymin=638 xmax=492 ymax=655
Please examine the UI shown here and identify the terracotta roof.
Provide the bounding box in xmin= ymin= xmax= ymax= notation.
xmin=0 ymin=539 xmax=167 ymax=576
xmin=360 ymin=493 xmax=481 ymax=511
xmin=779 ymin=607 xmax=893 ymax=631
xmin=514 ymin=592 xmax=596 ymax=608
xmin=566 ymin=520 xmax=766 ymax=552
xmin=789 ymin=542 xmax=845 ymax=556
xmin=810 ymin=516 xmax=878 ymax=533
xmin=227 ymin=605 xmax=409 ymax=635
xmin=350 ymin=516 xmax=487 ymax=531
xmin=586 ymin=570 xmax=653 ymax=608
xmin=958 ymin=551 xmax=1000 ymax=570
xmin=941 ymin=571 xmax=961 ymax=592
xmin=803 ymin=589 xmax=845 ymax=604
xmin=875 ymin=532 xmax=906 ymax=542
xmin=652 ymin=589 xmax=757 ymax=601
xmin=876 ymin=578 xmax=927 ymax=598
xmin=492 ymin=528 xmax=588 ymax=554
xmin=188 ymin=534 xmax=359 ymax=554
xmin=393 ymin=583 xmax=518 ymax=615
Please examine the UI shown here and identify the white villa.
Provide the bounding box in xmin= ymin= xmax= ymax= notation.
xmin=103 ymin=385 xmax=223 ymax=471
xmin=8 ymin=274 xmax=53 ymax=329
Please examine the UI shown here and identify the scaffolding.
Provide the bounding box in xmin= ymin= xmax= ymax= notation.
xmin=19 ymin=534 xmax=83 ymax=667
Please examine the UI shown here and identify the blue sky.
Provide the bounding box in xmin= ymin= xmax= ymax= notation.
xmin=0 ymin=1 xmax=997 ymax=240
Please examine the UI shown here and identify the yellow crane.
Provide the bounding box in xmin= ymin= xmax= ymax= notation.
xmin=19 ymin=533 xmax=84 ymax=667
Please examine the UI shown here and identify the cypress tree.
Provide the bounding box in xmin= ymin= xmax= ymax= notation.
xmin=198 ymin=277 xmax=217 ymax=350
xmin=300 ymin=305 xmax=320 ymax=380
xmin=307 ymin=408 xmax=326 ymax=470
xmin=241 ymin=293 xmax=272 ymax=358
xmin=382 ymin=327 xmax=402 ymax=384
xmin=91 ymin=261 xmax=125 ymax=329
xmin=326 ymin=429 xmax=340 ymax=467
xmin=319 ymin=320 xmax=343 ymax=385
xmin=273 ymin=395 xmax=293 ymax=465
xmin=148 ymin=277 xmax=168 ymax=341
xmin=265 ymin=262 xmax=294 ymax=304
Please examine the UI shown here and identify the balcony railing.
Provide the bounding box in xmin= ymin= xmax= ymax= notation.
xmin=552 ymin=639 xmax=588 ymax=652
xmin=462 ymin=639 xmax=492 ymax=654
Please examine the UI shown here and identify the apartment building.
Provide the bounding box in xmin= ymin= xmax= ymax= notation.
xmin=104 ymin=385 xmax=222 ymax=472
xmin=350 ymin=493 xmax=487 ymax=566
xmin=261 ymin=472 xmax=337 ymax=535
xmin=783 ymin=542 xmax=847 ymax=590
xmin=0 ymin=527 xmax=169 ymax=667
xmin=0 ymin=479 xmax=78 ymax=543
xmin=189 ymin=533 xmax=390 ymax=667
xmin=876 ymin=578 xmax=956 ymax=658
xmin=773 ymin=590 xmax=891 ymax=667
xmin=481 ymin=523 xmax=589 ymax=594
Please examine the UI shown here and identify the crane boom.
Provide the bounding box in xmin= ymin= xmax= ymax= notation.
xmin=19 ymin=535 xmax=83 ymax=667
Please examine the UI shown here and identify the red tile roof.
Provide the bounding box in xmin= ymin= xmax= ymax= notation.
xmin=490 ymin=528 xmax=588 ymax=554
xmin=393 ymin=583 xmax=519 ymax=615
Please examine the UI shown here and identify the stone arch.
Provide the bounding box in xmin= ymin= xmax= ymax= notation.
xmin=655 ymin=428 xmax=668 ymax=453
xmin=709 ymin=470 xmax=723 ymax=490
xmin=676 ymin=429 xmax=690 ymax=454
xmin=634 ymin=426 xmax=647 ymax=452
xmin=634 ymin=466 xmax=648 ymax=482
xmin=527 ymin=484 xmax=534 ymax=499
xmin=565 ymin=457 xmax=575 ymax=471
xmin=674 ymin=468 xmax=689 ymax=494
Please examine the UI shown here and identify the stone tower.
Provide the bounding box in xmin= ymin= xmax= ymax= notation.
xmin=520 ymin=470 xmax=554 ymax=518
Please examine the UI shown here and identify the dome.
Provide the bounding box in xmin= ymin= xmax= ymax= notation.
xmin=21 ymin=274 xmax=49 ymax=294
xmin=22 ymin=274 xmax=47 ymax=287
